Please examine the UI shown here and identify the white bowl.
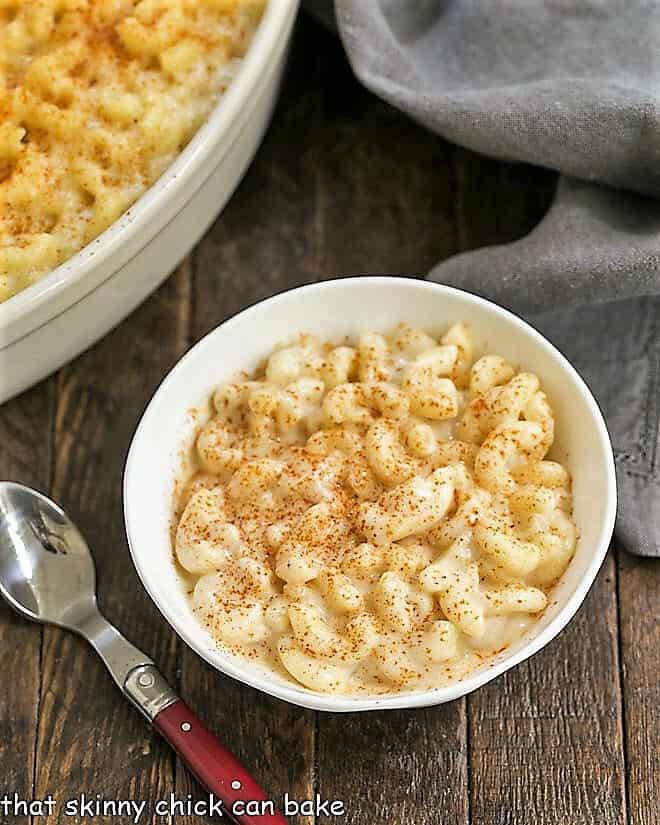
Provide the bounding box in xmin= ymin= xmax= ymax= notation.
xmin=124 ymin=277 xmax=617 ymax=712
xmin=0 ymin=0 xmax=300 ymax=405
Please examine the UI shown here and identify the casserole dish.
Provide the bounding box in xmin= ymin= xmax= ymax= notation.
xmin=0 ymin=0 xmax=300 ymax=404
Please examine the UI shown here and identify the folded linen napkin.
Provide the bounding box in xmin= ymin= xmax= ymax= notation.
xmin=306 ymin=0 xmax=660 ymax=556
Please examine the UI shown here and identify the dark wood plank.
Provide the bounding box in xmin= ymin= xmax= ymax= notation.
xmin=310 ymin=20 xmax=469 ymax=825
xmin=33 ymin=261 xmax=191 ymax=823
xmin=319 ymin=703 xmax=469 ymax=825
xmin=618 ymin=546 xmax=660 ymax=825
xmin=192 ymin=18 xmax=325 ymax=340
xmin=457 ymin=149 xmax=626 ymax=825
xmin=455 ymin=148 xmax=557 ymax=252
xmin=468 ymin=557 xmax=626 ymax=825
xmin=0 ymin=383 xmax=53 ymax=825
xmin=178 ymin=18 xmax=324 ymax=825
xmin=314 ymin=38 xmax=456 ymax=277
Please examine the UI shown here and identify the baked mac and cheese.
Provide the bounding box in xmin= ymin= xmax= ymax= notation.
xmin=0 ymin=0 xmax=266 ymax=302
xmin=174 ymin=323 xmax=578 ymax=695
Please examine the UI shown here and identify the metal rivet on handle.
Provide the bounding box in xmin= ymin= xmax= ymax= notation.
xmin=181 ymin=722 xmax=192 ymax=732
xmin=231 ymin=781 xmax=242 ymax=790
xmin=137 ymin=672 xmax=155 ymax=688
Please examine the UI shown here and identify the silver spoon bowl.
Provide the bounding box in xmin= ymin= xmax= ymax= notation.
xmin=0 ymin=481 xmax=285 ymax=825
xmin=0 ymin=481 xmax=161 ymax=701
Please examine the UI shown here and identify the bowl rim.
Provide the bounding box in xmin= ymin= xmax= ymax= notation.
xmin=124 ymin=276 xmax=618 ymax=712
xmin=0 ymin=0 xmax=300 ymax=332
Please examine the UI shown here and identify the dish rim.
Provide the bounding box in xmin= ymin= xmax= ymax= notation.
xmin=0 ymin=0 xmax=299 ymax=332
xmin=124 ymin=277 xmax=618 ymax=712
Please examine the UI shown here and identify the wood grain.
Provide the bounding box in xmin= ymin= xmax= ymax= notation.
xmin=617 ymin=545 xmax=660 ymax=825
xmin=457 ymin=149 xmax=627 ymax=825
xmin=0 ymin=383 xmax=53 ymax=825
xmin=455 ymin=149 xmax=557 ymax=252
xmin=32 ymin=262 xmax=191 ymax=823
xmin=467 ymin=559 xmax=626 ymax=825
xmin=312 ymin=19 xmax=469 ymax=825
xmin=192 ymin=18 xmax=324 ymax=341
xmin=310 ymin=25 xmax=455 ymax=277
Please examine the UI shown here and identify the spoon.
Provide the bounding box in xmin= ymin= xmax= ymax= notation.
xmin=0 ymin=481 xmax=286 ymax=825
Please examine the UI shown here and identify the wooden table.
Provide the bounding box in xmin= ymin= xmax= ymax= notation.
xmin=1 ymin=15 xmax=657 ymax=825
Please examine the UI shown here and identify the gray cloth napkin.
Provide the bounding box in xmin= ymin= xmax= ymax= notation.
xmin=307 ymin=0 xmax=660 ymax=555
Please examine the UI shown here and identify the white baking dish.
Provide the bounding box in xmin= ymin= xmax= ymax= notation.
xmin=0 ymin=0 xmax=300 ymax=404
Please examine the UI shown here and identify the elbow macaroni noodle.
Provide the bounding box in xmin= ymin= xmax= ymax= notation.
xmin=174 ymin=323 xmax=578 ymax=695
xmin=0 ymin=0 xmax=266 ymax=302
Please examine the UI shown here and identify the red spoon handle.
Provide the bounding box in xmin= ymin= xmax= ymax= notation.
xmin=153 ymin=699 xmax=287 ymax=825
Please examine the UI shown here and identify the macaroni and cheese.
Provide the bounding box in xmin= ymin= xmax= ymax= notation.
xmin=0 ymin=0 xmax=266 ymax=302
xmin=174 ymin=323 xmax=578 ymax=695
